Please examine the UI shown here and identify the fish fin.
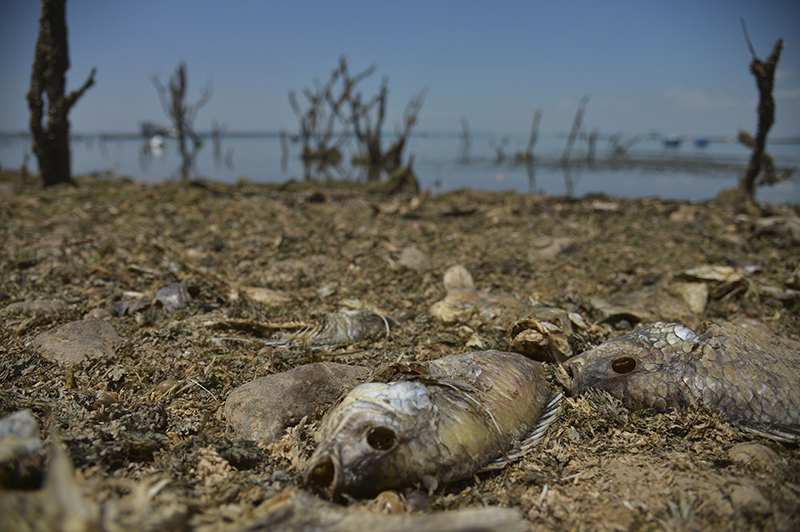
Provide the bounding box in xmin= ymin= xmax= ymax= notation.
xmin=741 ymin=424 xmax=799 ymax=444
xmin=411 ymin=376 xmax=482 ymax=394
xmin=369 ymin=362 xmax=429 ymax=383
xmin=479 ymin=392 xmax=563 ymax=472
xmin=263 ymin=325 xmax=322 ymax=347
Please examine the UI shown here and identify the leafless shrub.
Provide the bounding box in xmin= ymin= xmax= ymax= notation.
xmin=152 ymin=62 xmax=211 ymax=180
xmin=289 ymin=56 xmax=375 ymax=179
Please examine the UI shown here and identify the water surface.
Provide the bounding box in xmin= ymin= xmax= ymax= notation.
xmin=1 ymin=133 xmax=798 ymax=204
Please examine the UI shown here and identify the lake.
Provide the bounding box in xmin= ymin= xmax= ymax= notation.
xmin=1 ymin=133 xmax=798 ymax=204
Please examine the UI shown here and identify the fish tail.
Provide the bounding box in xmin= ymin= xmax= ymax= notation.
xmin=479 ymin=391 xmax=563 ymax=471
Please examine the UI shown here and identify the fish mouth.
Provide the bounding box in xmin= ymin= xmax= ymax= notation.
xmin=564 ymin=355 xmax=587 ymax=393
xmin=303 ymin=449 xmax=343 ymax=499
xmin=565 ymin=354 xmax=585 ymax=377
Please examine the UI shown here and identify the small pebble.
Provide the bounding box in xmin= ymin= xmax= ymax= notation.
xmin=398 ymin=247 xmax=430 ymax=271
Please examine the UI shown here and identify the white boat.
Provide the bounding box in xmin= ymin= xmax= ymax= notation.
xmin=149 ymin=135 xmax=165 ymax=150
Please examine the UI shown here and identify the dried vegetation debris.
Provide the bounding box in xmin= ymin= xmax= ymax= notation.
xmin=0 ymin=173 xmax=799 ymax=531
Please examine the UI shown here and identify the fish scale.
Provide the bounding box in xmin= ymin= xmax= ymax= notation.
xmin=568 ymin=321 xmax=800 ymax=442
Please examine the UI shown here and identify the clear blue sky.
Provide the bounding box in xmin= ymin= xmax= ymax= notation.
xmin=1 ymin=0 xmax=798 ymax=137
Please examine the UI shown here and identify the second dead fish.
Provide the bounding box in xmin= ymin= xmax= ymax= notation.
xmin=568 ymin=321 xmax=800 ymax=442
xmin=304 ymin=350 xmax=561 ymax=498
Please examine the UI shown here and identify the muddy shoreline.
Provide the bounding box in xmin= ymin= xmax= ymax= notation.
xmin=1 ymin=171 xmax=798 ymax=531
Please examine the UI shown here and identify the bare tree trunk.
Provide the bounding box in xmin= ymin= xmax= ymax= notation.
xmin=561 ymin=95 xmax=589 ymax=164
xmin=493 ymin=137 xmax=508 ymax=163
xmin=737 ymin=19 xmax=788 ymax=206
xmin=585 ymin=127 xmax=599 ymax=163
xmin=279 ymin=129 xmax=290 ymax=173
xmin=459 ymin=117 xmax=472 ymax=162
xmin=27 ymin=0 xmax=96 ymax=187
xmin=527 ymin=109 xmax=543 ymax=154
xmin=516 ymin=109 xmax=542 ymax=163
xmin=211 ymin=119 xmax=227 ymax=167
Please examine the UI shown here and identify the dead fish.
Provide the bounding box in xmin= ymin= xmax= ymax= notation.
xmin=304 ymin=350 xmax=561 ymax=498
xmin=568 ymin=321 xmax=800 ymax=442
xmin=280 ymin=309 xmax=393 ymax=347
xmin=431 ymin=266 xmax=589 ymax=360
xmin=509 ymin=306 xmax=589 ymax=363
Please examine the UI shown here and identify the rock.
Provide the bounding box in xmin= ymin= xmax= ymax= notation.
xmin=430 ymin=265 xmax=527 ymax=327
xmin=264 ymin=255 xmax=335 ymax=284
xmin=398 ymin=246 xmax=430 ymax=271
xmin=667 ymin=281 xmax=708 ymax=315
xmin=225 ymin=362 xmax=369 ymax=443
xmin=2 ymin=299 xmax=65 ymax=316
xmin=0 ymin=410 xmax=41 ymax=462
xmin=527 ymin=237 xmax=578 ymax=262
xmin=242 ymin=487 xmax=529 ymax=532
xmin=84 ymin=308 xmax=111 ymax=320
xmin=726 ymin=480 xmax=771 ymax=515
xmin=107 ymin=291 xmax=150 ymax=316
xmin=156 ymin=282 xmax=191 ymax=312
xmin=728 ymin=443 xmax=781 ymax=467
xmin=241 ymin=286 xmax=291 ymax=306
xmin=33 ymin=319 xmax=123 ymax=365
xmin=590 ymin=283 xmax=700 ymax=328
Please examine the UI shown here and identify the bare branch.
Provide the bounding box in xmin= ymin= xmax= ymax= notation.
xmin=562 ymin=95 xmax=590 ymax=164
xmin=740 ymin=17 xmax=757 ymax=61
xmin=65 ymin=68 xmax=97 ymax=109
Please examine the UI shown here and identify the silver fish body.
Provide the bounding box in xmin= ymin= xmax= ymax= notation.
xmin=568 ymin=321 xmax=800 ymax=442
xmin=304 ymin=350 xmax=559 ymax=498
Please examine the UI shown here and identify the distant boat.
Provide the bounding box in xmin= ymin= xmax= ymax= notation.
xmin=694 ymin=137 xmax=709 ymax=148
xmin=663 ymin=136 xmax=681 ymax=148
xmin=150 ymin=135 xmax=165 ymax=150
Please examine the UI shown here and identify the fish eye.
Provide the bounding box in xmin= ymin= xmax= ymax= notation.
xmin=367 ymin=427 xmax=397 ymax=451
xmin=611 ymin=357 xmax=637 ymax=374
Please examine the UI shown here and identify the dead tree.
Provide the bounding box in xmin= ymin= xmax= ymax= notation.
xmin=561 ymin=95 xmax=590 ymax=164
xmin=211 ymin=119 xmax=228 ymax=167
xmin=383 ymin=87 xmax=427 ymax=172
xmin=516 ymin=109 xmax=542 ymax=163
xmin=290 ymin=57 xmax=425 ymax=184
xmin=607 ymin=132 xmax=640 ymax=159
xmin=27 ymin=0 xmax=96 ymax=186
xmin=584 ymin=127 xmax=600 ymax=163
xmin=152 ymin=62 xmax=211 ymax=180
xmin=350 ymin=81 xmax=427 ymax=183
xmin=737 ymin=20 xmax=792 ymax=206
xmin=491 ymin=136 xmax=509 ymax=163
xmin=289 ymin=56 xmax=376 ymax=177
xmin=351 ymin=77 xmax=389 ymax=182
xmin=458 ymin=117 xmax=472 ymax=162
xmin=279 ymin=129 xmax=290 ymax=173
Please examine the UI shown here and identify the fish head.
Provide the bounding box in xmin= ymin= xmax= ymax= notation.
xmin=567 ymin=322 xmax=699 ymax=406
xmin=304 ymin=381 xmax=434 ymax=499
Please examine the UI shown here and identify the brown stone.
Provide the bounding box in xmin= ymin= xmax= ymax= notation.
xmin=225 ymin=362 xmax=369 ymax=443
xmin=33 ymin=319 xmax=123 ymax=365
